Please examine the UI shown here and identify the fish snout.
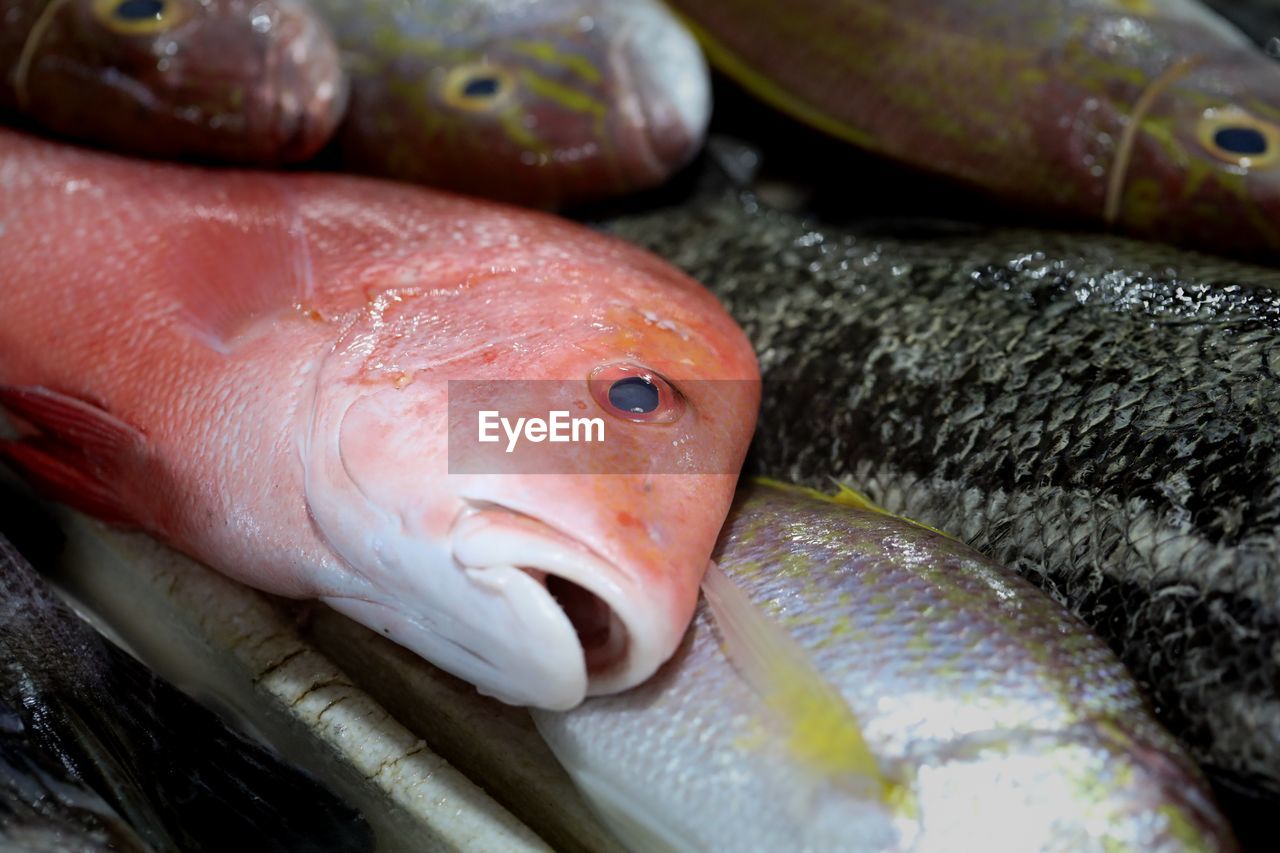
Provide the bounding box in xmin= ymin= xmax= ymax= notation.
xmin=610 ymin=2 xmax=711 ymax=183
xmin=449 ymin=504 xmax=682 ymax=708
xmin=255 ymin=0 xmax=347 ymax=162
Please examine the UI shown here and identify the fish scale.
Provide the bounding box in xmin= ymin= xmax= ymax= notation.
xmin=534 ymin=484 xmax=1235 ymax=850
xmin=602 ymin=182 xmax=1280 ymax=813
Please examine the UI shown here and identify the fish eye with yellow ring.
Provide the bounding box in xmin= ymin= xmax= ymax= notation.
xmin=91 ymin=0 xmax=189 ymax=36
xmin=1196 ymin=108 xmax=1280 ymax=169
xmin=441 ymin=64 xmax=515 ymax=112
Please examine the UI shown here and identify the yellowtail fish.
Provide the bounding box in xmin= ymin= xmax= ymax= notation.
xmin=668 ymin=0 xmax=1280 ymax=257
xmin=534 ymin=482 xmax=1237 ymax=850
xmin=0 ymin=0 xmax=348 ymax=163
xmin=309 ymin=0 xmax=711 ymax=207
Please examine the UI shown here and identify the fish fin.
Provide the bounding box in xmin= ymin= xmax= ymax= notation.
xmin=700 ymin=561 xmax=897 ymax=803
xmin=0 ymin=441 xmax=136 ymax=526
xmin=752 ymin=476 xmax=955 ymax=539
xmin=0 ymin=386 xmax=144 ymax=525
xmin=166 ymin=185 xmax=318 ymax=354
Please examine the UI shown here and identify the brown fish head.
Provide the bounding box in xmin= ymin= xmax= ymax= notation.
xmin=19 ymin=0 xmax=346 ymax=162
xmin=340 ymin=0 xmax=709 ymax=207
xmin=1106 ymin=53 xmax=1280 ymax=255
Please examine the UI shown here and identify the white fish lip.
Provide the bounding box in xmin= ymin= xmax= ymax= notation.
xmin=610 ymin=0 xmax=711 ymax=180
xmin=450 ymin=505 xmax=669 ymax=704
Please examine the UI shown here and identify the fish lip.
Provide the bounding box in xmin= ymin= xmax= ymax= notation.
xmin=450 ymin=503 xmax=671 ymax=700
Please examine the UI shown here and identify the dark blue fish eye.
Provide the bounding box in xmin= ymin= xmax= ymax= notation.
xmin=608 ymin=376 xmax=660 ymax=414
xmin=462 ymin=76 xmax=502 ymax=98
xmin=1214 ymin=126 xmax=1268 ymax=156
xmin=114 ymin=0 xmax=165 ymax=19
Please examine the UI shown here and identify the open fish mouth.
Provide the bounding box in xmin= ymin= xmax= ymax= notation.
xmin=450 ymin=505 xmax=670 ymax=706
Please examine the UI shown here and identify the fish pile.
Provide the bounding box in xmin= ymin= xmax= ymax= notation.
xmin=0 ymin=126 xmax=759 ymax=711
xmin=3 ymin=0 xmax=1280 ymax=848
xmin=602 ymin=170 xmax=1280 ymax=825
xmin=0 ymin=527 xmax=372 ymax=851
xmin=535 ymin=481 xmax=1237 ymax=850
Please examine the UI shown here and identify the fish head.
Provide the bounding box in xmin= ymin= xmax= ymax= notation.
xmin=35 ymin=0 xmax=346 ymax=161
xmin=299 ymin=241 xmax=759 ymax=709
xmin=1062 ymin=10 xmax=1280 ymax=254
xmin=351 ymin=0 xmax=710 ymax=206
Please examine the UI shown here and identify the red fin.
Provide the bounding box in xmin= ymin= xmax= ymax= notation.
xmin=0 ymin=441 xmax=136 ymax=526
xmin=0 ymin=386 xmax=143 ymax=460
xmin=0 ymin=386 xmax=144 ymax=526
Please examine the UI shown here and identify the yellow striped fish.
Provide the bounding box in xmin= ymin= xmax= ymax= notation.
xmin=312 ymin=0 xmax=711 ymax=207
xmin=669 ymin=0 xmax=1280 ymax=257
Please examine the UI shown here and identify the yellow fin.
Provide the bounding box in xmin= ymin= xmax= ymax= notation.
xmin=752 ymin=477 xmax=955 ymax=539
xmin=701 ymin=562 xmax=897 ymax=803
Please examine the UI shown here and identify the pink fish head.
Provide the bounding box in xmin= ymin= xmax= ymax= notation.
xmin=297 ymin=222 xmax=759 ymax=709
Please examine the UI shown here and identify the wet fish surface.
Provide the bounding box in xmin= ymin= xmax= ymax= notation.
xmin=599 ymin=170 xmax=1280 ymax=826
xmin=535 ymin=482 xmax=1237 ymax=851
xmin=0 ymin=0 xmax=347 ymax=163
xmin=0 ymin=700 xmax=149 ymax=852
xmin=0 ymin=128 xmax=759 ymax=711
xmin=310 ymin=0 xmax=710 ymax=207
xmin=0 ymin=528 xmax=372 ymax=852
xmin=667 ymin=0 xmax=1280 ymax=256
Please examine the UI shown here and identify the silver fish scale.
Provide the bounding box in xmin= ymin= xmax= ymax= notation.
xmin=602 ymin=189 xmax=1280 ymax=804
xmin=534 ymin=486 xmax=1231 ymax=850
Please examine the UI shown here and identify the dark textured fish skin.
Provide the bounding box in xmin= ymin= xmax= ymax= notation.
xmin=0 ymin=530 xmax=373 ymax=853
xmin=0 ymin=0 xmax=347 ymax=163
xmin=0 ymin=698 xmax=150 ymax=852
xmin=599 ymin=177 xmax=1280 ymax=819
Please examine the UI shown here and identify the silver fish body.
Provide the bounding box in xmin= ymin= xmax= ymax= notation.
xmin=534 ymin=483 xmax=1234 ymax=851
xmin=599 ymin=173 xmax=1280 ymax=825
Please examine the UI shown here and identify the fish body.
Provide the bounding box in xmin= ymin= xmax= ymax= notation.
xmin=0 ymin=0 xmax=347 ymax=163
xmin=0 ymin=129 xmax=759 ymax=710
xmin=0 ymin=528 xmax=371 ymax=852
xmin=668 ymin=0 xmax=1280 ymax=255
xmin=534 ymin=482 xmax=1236 ymax=851
xmin=310 ymin=0 xmax=710 ymax=207
xmin=601 ymin=174 xmax=1280 ymax=823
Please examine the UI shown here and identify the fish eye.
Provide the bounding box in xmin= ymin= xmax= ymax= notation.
xmin=609 ymin=377 xmax=660 ymax=413
xmin=1197 ymin=109 xmax=1280 ymax=169
xmin=589 ymin=364 xmax=684 ymax=424
xmin=441 ymin=64 xmax=514 ymax=112
xmin=92 ymin=0 xmax=188 ymax=35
